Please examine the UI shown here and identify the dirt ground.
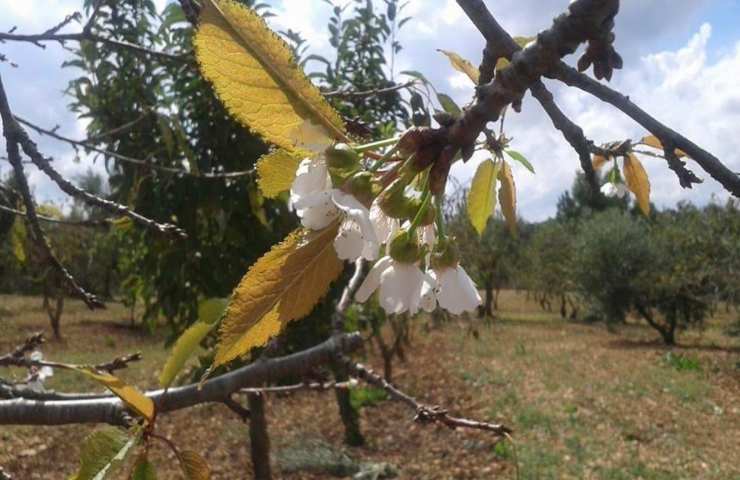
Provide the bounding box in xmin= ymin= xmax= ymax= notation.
xmin=1 ymin=292 xmax=739 ymax=479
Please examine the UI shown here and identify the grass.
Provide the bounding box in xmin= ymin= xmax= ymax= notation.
xmin=1 ymin=292 xmax=739 ymax=479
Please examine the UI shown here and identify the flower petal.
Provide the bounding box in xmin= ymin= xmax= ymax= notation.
xmin=355 ymin=256 xmax=393 ymax=303
xmin=434 ymin=266 xmax=481 ymax=315
xmin=334 ymin=223 xmax=365 ymax=261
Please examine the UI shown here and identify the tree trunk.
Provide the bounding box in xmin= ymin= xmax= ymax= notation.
xmin=247 ymin=392 xmax=272 ymax=480
xmin=483 ymin=283 xmax=494 ymax=318
xmin=636 ymin=303 xmax=675 ymax=346
xmin=333 ymin=366 xmax=364 ymax=446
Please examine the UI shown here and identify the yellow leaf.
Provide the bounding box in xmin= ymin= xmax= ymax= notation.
xmin=178 ymin=450 xmax=211 ymax=480
xmin=623 ymin=153 xmax=651 ymax=216
xmin=438 ymin=49 xmax=480 ymax=84
xmin=641 ymin=135 xmax=687 ymax=158
xmin=592 ymin=154 xmax=608 ymax=170
xmin=467 ymin=159 xmax=500 ymax=235
xmin=194 ymin=0 xmax=345 ymax=152
xmin=496 ymin=36 xmax=535 ymax=70
xmin=78 ymin=369 xmax=155 ymax=422
xmin=214 ymin=223 xmax=343 ymax=367
xmin=256 ymin=149 xmax=304 ymax=198
xmin=498 ymin=160 xmax=517 ymax=235
xmin=10 ymin=219 xmax=27 ymax=264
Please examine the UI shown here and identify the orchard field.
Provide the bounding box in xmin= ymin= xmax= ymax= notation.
xmin=2 ymin=292 xmax=738 ymax=480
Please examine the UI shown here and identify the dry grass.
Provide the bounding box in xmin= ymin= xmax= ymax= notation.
xmin=1 ymin=292 xmax=739 ymax=479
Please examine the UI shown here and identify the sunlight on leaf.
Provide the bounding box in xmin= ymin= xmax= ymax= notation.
xmin=178 ymin=450 xmax=211 ymax=480
xmin=77 ymin=369 xmax=155 ymax=422
xmin=438 ymin=49 xmax=479 ymax=84
xmin=498 ymin=160 xmax=517 ymax=235
xmin=641 ymin=135 xmax=688 ymax=158
xmin=256 ymin=149 xmax=304 ymax=198
xmin=10 ymin=219 xmax=27 ymax=264
xmin=214 ymin=223 xmax=343 ymax=368
xmin=195 ymin=0 xmax=345 ymax=152
xmin=624 ymin=153 xmax=651 ymax=216
xmin=467 ymin=159 xmax=500 ymax=236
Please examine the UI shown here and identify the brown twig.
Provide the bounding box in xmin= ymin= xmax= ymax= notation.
xmin=15 ymin=115 xmax=255 ymax=179
xmin=0 ymin=204 xmax=112 ymax=228
xmin=0 ymin=85 xmax=187 ymax=238
xmin=0 ymin=76 xmax=105 ymax=309
xmin=324 ymin=81 xmax=417 ymax=99
xmin=346 ymin=359 xmax=512 ymax=437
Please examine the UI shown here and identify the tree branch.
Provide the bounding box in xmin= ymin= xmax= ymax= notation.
xmin=345 ymin=359 xmax=512 ymax=437
xmin=0 ymin=204 xmax=112 ymax=228
xmin=0 ymin=77 xmax=104 ymax=309
xmin=15 ymin=115 xmax=255 ymax=180
xmin=549 ymin=64 xmax=738 ymax=193
xmin=0 ymin=75 xmax=187 ymax=239
xmin=0 ymin=333 xmax=363 ymax=426
xmin=323 ymin=81 xmax=417 ymax=99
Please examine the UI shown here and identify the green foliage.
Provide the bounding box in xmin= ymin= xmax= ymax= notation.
xmin=71 ymin=427 xmax=138 ymax=480
xmin=662 ymin=352 xmax=701 ymax=372
xmin=311 ymin=0 xmax=411 ymax=136
xmin=349 ymin=386 xmax=389 ymax=410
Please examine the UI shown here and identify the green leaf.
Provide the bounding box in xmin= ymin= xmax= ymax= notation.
xmin=504 ymin=149 xmax=535 ymax=174
xmin=400 ymin=70 xmax=430 ymax=85
xmin=256 ymin=149 xmax=304 ymax=198
xmin=159 ymin=298 xmax=227 ymax=388
xmin=467 ymin=159 xmax=500 ymax=236
xmin=132 ymin=457 xmax=158 ymax=480
xmin=178 ymin=450 xmax=211 ymax=480
xmin=10 ymin=219 xmax=27 ymax=264
xmin=498 ymin=160 xmax=518 ymax=235
xmin=436 ymin=93 xmax=461 ymax=116
xmin=71 ymin=427 xmax=138 ymax=480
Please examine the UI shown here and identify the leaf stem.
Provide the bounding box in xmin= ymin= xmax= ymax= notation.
xmin=353 ymin=136 xmax=400 ymax=153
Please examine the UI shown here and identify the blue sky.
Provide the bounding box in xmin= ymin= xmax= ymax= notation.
xmin=1 ymin=0 xmax=739 ymax=221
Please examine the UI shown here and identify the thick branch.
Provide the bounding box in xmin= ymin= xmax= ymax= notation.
xmin=550 ymin=64 xmax=738 ymax=194
xmin=0 ymin=333 xmax=363 ymax=426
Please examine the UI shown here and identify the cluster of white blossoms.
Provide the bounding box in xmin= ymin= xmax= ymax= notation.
xmin=290 ymin=144 xmax=482 ymax=316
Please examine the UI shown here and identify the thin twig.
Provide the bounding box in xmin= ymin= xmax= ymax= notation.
xmin=0 ymin=76 xmax=105 ymax=309
xmin=15 ymin=115 xmax=254 ymax=179
xmin=324 ymin=81 xmax=416 ymax=99
xmin=0 ymin=204 xmax=112 ymax=228
xmin=345 ymin=359 xmax=512 ymax=437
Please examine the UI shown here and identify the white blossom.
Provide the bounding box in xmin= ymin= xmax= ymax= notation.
xmin=430 ymin=264 xmax=482 ymax=315
xmin=355 ymin=256 xmax=435 ymax=315
xmin=290 ymin=157 xmax=378 ymax=261
xmin=600 ymin=182 xmax=628 ymax=199
xmin=332 ymin=191 xmax=379 ymax=261
xmin=25 ymin=351 xmax=54 ymax=393
xmin=369 ymin=201 xmax=400 ymax=245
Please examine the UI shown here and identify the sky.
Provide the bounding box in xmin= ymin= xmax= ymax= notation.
xmin=0 ymin=0 xmax=738 ymax=221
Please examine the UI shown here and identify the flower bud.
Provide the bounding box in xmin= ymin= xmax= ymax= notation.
xmin=343 ymin=171 xmax=378 ymax=207
xmin=431 ymin=237 xmax=459 ymax=270
xmin=406 ymin=197 xmax=436 ymax=226
xmin=377 ymin=179 xmax=415 ymax=219
xmin=389 ymin=231 xmax=421 ymax=263
xmin=325 ymin=143 xmax=360 ymax=170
